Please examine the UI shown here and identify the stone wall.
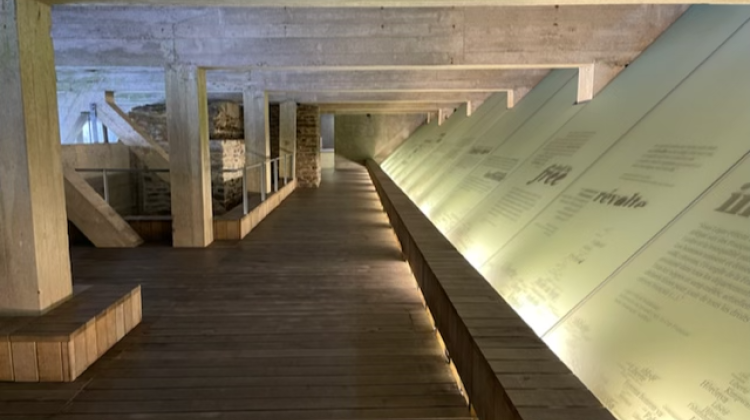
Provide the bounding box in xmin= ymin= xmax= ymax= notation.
xmin=129 ymin=101 xmax=243 ymax=153
xmin=296 ymin=104 xmax=321 ymax=188
xmin=128 ymin=101 xmax=246 ymax=215
xmin=210 ymin=140 xmax=245 ymax=214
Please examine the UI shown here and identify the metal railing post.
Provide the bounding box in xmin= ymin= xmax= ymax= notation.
xmin=260 ymin=163 xmax=267 ymax=202
xmin=283 ymin=155 xmax=288 ymax=185
xmin=102 ymin=169 xmax=110 ymax=203
xmin=242 ymin=166 xmax=249 ymax=215
xmin=273 ymin=160 xmax=279 ymax=193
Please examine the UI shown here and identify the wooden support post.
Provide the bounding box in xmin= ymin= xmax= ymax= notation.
xmin=279 ymin=101 xmax=297 ymax=179
xmin=165 ymin=65 xmax=213 ymax=248
xmin=0 ymin=0 xmax=73 ymax=314
xmin=244 ymin=89 xmax=272 ymax=193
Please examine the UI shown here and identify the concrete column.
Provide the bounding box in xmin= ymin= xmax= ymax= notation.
xmin=243 ymin=89 xmax=272 ymax=193
xmin=279 ymin=101 xmax=297 ymax=179
xmin=165 ymin=65 xmax=213 ymax=248
xmin=0 ymin=0 xmax=73 ymax=314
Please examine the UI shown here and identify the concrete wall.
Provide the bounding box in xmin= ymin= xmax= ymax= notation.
xmin=61 ymin=143 xmax=134 ymax=215
xmin=321 ymin=114 xmax=335 ymax=150
xmin=334 ymin=114 xmax=425 ymax=169
xmin=321 ymin=150 xmax=335 ymax=169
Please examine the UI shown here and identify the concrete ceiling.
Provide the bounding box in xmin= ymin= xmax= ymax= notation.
xmin=44 ymin=0 xmax=748 ymax=6
xmin=52 ymin=4 xmax=692 ymax=113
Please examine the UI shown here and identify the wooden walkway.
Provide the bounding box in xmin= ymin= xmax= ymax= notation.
xmin=0 ymin=168 xmax=473 ymax=420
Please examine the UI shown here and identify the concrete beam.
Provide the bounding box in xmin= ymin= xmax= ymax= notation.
xmin=63 ymin=167 xmax=144 ymax=248
xmin=50 ymin=6 xmax=688 ymax=71
xmin=267 ymin=91 xmax=494 ymax=104
xmin=41 ymin=0 xmax=747 ymax=6
xmin=0 ymin=0 xmax=73 ymax=314
xmin=244 ymin=89 xmax=273 ymax=193
xmin=56 ymin=67 xmax=547 ymax=94
xmin=109 ymin=91 xmax=497 ymax=107
xmin=250 ymin=69 xmax=549 ymax=92
xmin=165 ymin=65 xmax=213 ymax=247
xmin=319 ymin=103 xmax=459 ymax=114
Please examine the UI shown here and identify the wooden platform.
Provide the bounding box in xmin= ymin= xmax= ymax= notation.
xmin=213 ymin=179 xmax=297 ymax=241
xmin=0 ymin=285 xmax=141 ymax=383
xmin=0 ymin=168 xmax=473 ymax=419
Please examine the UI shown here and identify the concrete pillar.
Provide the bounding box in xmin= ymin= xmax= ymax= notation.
xmin=0 ymin=0 xmax=73 ymax=314
xmin=243 ymin=89 xmax=272 ymax=194
xmin=279 ymin=101 xmax=297 ymax=179
xmin=165 ymin=65 xmax=213 ymax=248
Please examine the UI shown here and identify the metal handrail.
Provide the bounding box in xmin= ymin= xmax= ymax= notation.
xmin=75 ymin=152 xmax=295 ymax=216
xmin=75 ymin=168 xmax=169 ymax=173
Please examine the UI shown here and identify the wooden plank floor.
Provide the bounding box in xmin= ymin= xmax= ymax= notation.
xmin=0 ymin=168 xmax=474 ymax=420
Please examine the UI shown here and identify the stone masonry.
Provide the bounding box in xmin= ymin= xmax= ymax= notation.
xmin=296 ymin=104 xmax=321 ymax=188
xmin=129 ymin=101 xmax=245 ymax=215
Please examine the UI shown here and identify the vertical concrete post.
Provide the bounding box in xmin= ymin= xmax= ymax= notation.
xmin=279 ymin=101 xmax=297 ymax=179
xmin=165 ymin=65 xmax=213 ymax=248
xmin=243 ymin=89 xmax=272 ymax=193
xmin=0 ymin=0 xmax=73 ymax=314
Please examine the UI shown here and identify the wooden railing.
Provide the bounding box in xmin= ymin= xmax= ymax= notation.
xmin=366 ymin=160 xmax=616 ymax=420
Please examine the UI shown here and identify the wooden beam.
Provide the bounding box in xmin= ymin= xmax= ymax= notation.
xmin=165 ymin=65 xmax=214 ymax=248
xmin=1 ymin=0 xmax=73 ymax=313
xmin=43 ymin=0 xmax=748 ymax=7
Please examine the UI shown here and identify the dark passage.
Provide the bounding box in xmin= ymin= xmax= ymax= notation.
xmin=0 ymin=168 xmax=473 ymax=420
